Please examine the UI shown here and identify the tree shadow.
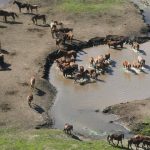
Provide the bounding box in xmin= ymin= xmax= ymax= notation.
xmin=31 ymin=103 xmax=45 ymax=114
xmin=35 ymin=88 xmax=46 ymax=96
xmin=0 ymin=49 xmax=9 ymax=54
xmin=0 ymin=62 xmax=11 ymax=71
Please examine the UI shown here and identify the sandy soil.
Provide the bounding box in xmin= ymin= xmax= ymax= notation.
xmin=0 ymin=1 xmax=149 ymax=130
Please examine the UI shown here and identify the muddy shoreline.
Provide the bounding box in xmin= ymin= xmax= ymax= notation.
xmin=0 ymin=0 xmax=149 ymax=137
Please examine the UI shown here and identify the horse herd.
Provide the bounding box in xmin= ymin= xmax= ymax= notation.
xmin=64 ymin=123 xmax=150 ymax=150
xmin=54 ymin=51 xmax=112 ymax=84
xmin=0 ymin=1 xmax=44 ymax=24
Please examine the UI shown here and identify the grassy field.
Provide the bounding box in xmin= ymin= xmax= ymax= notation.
xmin=57 ymin=0 xmax=124 ymax=13
xmin=0 ymin=128 xmax=122 ymax=150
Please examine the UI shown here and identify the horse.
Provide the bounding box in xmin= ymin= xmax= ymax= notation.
xmin=132 ymin=42 xmax=140 ymax=51
xmin=123 ymin=61 xmax=131 ymax=70
xmin=104 ymin=53 xmax=110 ymax=61
xmin=29 ymin=4 xmax=39 ymax=13
xmin=142 ymin=140 xmax=150 ymax=149
xmin=137 ymin=56 xmax=145 ymax=66
xmin=108 ymin=40 xmax=124 ymax=49
xmin=0 ymin=10 xmax=18 ymax=22
xmin=13 ymin=1 xmax=30 ymax=13
xmin=65 ymin=31 xmax=73 ymax=42
xmin=132 ymin=61 xmax=142 ymax=69
xmin=62 ymin=65 xmax=78 ymax=78
xmin=128 ymin=137 xmax=142 ymax=150
xmin=27 ymin=94 xmax=33 ymax=107
xmin=107 ymin=133 xmax=124 ymax=147
xmin=62 ymin=50 xmax=77 ymax=59
xmin=31 ymin=14 xmax=46 ymax=25
xmin=63 ymin=123 xmax=73 ymax=135
xmin=30 ymin=76 xmax=35 ymax=90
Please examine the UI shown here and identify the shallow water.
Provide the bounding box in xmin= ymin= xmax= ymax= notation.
xmin=49 ymin=42 xmax=150 ymax=138
xmin=49 ymin=0 xmax=150 ymax=138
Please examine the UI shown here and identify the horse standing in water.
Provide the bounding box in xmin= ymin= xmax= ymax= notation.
xmin=0 ymin=10 xmax=18 ymax=22
xmin=32 ymin=14 xmax=46 ymax=25
xmin=13 ymin=1 xmax=30 ymax=13
xmin=107 ymin=133 xmax=124 ymax=147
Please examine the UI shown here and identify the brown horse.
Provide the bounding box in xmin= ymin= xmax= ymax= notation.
xmin=137 ymin=56 xmax=145 ymax=67
xmin=32 ymin=14 xmax=46 ymax=25
xmin=13 ymin=1 xmax=30 ymax=13
xmin=132 ymin=61 xmax=142 ymax=69
xmin=108 ymin=40 xmax=124 ymax=49
xmin=62 ymin=50 xmax=77 ymax=59
xmin=29 ymin=4 xmax=39 ymax=13
xmin=0 ymin=10 xmax=18 ymax=22
xmin=128 ymin=137 xmax=142 ymax=150
xmin=63 ymin=123 xmax=73 ymax=134
xmin=65 ymin=31 xmax=73 ymax=42
xmin=107 ymin=133 xmax=124 ymax=147
xmin=142 ymin=140 xmax=150 ymax=149
xmin=123 ymin=61 xmax=131 ymax=70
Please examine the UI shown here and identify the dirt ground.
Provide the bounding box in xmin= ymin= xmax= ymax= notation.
xmin=0 ymin=0 xmax=149 ymax=131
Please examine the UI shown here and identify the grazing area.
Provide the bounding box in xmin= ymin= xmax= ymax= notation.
xmin=0 ymin=0 xmax=150 ymax=149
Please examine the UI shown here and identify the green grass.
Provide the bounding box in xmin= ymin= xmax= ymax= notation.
xmin=0 ymin=128 xmax=121 ymax=150
xmin=57 ymin=0 xmax=125 ymax=13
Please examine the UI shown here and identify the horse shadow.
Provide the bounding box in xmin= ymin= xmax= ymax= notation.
xmin=31 ymin=103 xmax=45 ymax=114
xmin=0 ymin=62 xmax=11 ymax=71
xmin=105 ymin=67 xmax=114 ymax=75
xmin=0 ymin=49 xmax=9 ymax=54
xmin=36 ymin=24 xmax=50 ymax=27
xmin=96 ymin=78 xmax=105 ymax=83
xmin=35 ymin=88 xmax=46 ymax=96
xmin=129 ymin=69 xmax=138 ymax=75
xmin=6 ymin=21 xmax=23 ymax=25
xmin=71 ymin=134 xmax=82 ymax=141
xmin=110 ymin=60 xmax=117 ymax=68
xmin=144 ymin=64 xmax=150 ymax=71
xmin=23 ymin=12 xmax=36 ymax=15
xmin=138 ymin=49 xmax=146 ymax=55
xmin=78 ymin=50 xmax=87 ymax=55
xmin=0 ymin=25 xmax=7 ymax=28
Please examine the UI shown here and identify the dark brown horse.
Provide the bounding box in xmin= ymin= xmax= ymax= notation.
xmin=108 ymin=40 xmax=124 ymax=49
xmin=0 ymin=10 xmax=18 ymax=22
xmin=13 ymin=1 xmax=30 ymax=13
xmin=128 ymin=137 xmax=142 ymax=150
xmin=63 ymin=123 xmax=73 ymax=134
xmin=107 ymin=133 xmax=124 ymax=147
xmin=31 ymin=14 xmax=46 ymax=25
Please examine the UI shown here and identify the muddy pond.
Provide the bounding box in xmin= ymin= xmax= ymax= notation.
xmin=49 ymin=42 xmax=150 ymax=138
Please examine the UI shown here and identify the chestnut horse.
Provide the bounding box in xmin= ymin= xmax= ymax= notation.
xmin=123 ymin=61 xmax=131 ymax=70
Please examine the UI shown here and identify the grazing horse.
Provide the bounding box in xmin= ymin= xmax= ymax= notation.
xmin=32 ymin=14 xmax=46 ymax=25
xmin=0 ymin=10 xmax=18 ymax=22
xmin=108 ymin=40 xmax=124 ymax=49
xmin=30 ymin=76 xmax=35 ymax=90
xmin=63 ymin=123 xmax=73 ymax=134
xmin=107 ymin=133 xmax=124 ymax=147
xmin=13 ymin=1 xmax=30 ymax=13
xmin=128 ymin=137 xmax=142 ymax=150
xmin=29 ymin=4 xmax=39 ymax=13
xmin=138 ymin=56 xmax=145 ymax=66
xmin=27 ymin=94 xmax=33 ymax=107
xmin=123 ymin=61 xmax=131 ymax=70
